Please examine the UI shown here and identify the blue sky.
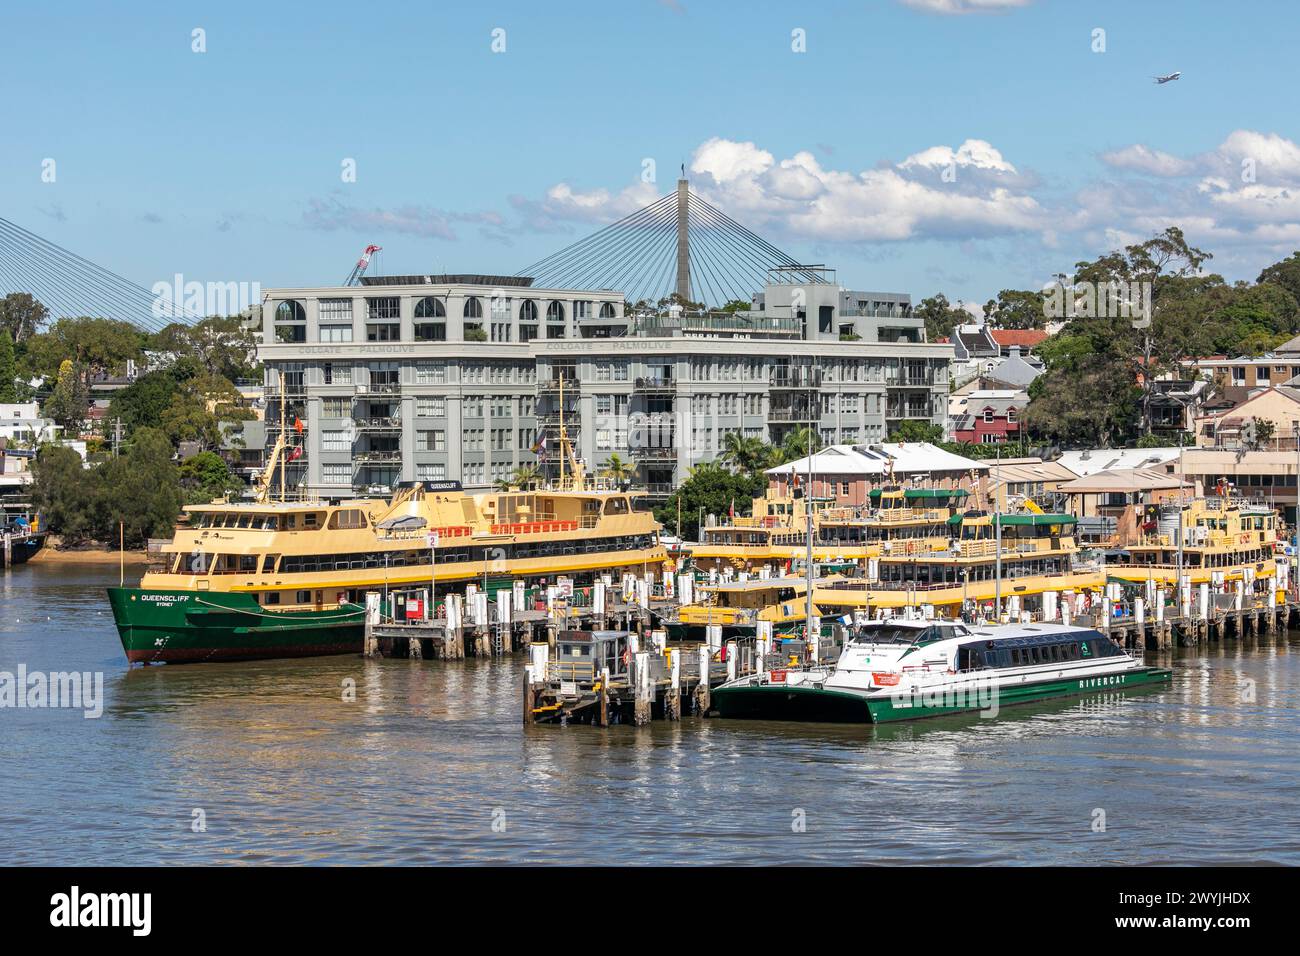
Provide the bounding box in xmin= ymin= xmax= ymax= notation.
xmin=3 ymin=0 xmax=1298 ymax=311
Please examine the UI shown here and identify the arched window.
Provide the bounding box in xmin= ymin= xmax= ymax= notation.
xmin=545 ymin=300 xmax=563 ymax=322
xmin=274 ymin=300 xmax=306 ymax=342
xmin=463 ymin=297 xmax=482 ymax=319
xmin=599 ymin=302 xmax=616 ymax=319
xmin=415 ymin=296 xmax=446 ymax=318
xmin=275 ymin=300 xmax=306 ymax=322
xmin=520 ymin=299 xmax=539 ymax=322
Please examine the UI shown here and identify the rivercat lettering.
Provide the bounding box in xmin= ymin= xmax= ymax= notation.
xmin=50 ymin=886 xmax=151 ymax=936
xmin=1078 ymin=674 xmax=1128 ymax=689
xmin=889 ymin=675 xmax=1001 ymax=714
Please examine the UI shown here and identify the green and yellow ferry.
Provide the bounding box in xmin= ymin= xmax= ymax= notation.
xmin=109 ymin=455 xmax=667 ymax=664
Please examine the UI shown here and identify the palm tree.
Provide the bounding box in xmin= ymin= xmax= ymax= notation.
xmin=779 ymin=426 xmax=822 ymax=465
xmin=720 ymin=431 xmax=770 ymax=476
xmin=509 ymin=464 xmax=542 ymax=489
xmin=600 ymin=453 xmax=633 ymax=484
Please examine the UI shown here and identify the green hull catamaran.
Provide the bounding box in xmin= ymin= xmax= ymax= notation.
xmin=711 ymin=619 xmax=1172 ymax=724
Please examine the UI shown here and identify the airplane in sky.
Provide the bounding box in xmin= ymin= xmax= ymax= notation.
xmin=1154 ymin=71 xmax=1182 ymax=84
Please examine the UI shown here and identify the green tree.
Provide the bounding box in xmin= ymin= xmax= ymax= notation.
xmin=915 ymin=293 xmax=969 ymax=342
xmin=95 ymin=427 xmax=183 ymax=547
xmin=0 ymin=329 xmax=16 ymax=403
xmin=1258 ymin=251 xmax=1300 ymax=305
xmin=599 ymin=453 xmax=633 ymax=484
xmin=24 ymin=316 xmax=145 ymax=390
xmin=887 ymin=419 xmax=944 ymax=443
xmin=655 ymin=460 xmax=766 ymax=539
xmin=108 ymin=368 xmax=181 ymax=437
xmin=986 ymin=289 xmax=1048 ymax=330
xmin=0 ymin=292 xmax=49 ymax=344
xmin=43 ymin=359 xmax=90 ymax=433
xmin=719 ymin=432 xmax=773 ymax=476
xmin=778 ymin=426 xmax=822 ymax=464
xmin=178 ymin=450 xmax=245 ymax=504
xmin=30 ymin=443 xmax=98 ymax=545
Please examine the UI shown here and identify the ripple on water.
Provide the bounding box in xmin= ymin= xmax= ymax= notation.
xmin=3 ymin=563 xmax=1300 ymax=864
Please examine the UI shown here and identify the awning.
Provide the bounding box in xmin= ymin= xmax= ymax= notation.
xmin=996 ymin=513 xmax=1077 ymax=527
xmin=947 ymin=511 xmax=1075 ymax=527
xmin=904 ymin=488 xmax=969 ymax=500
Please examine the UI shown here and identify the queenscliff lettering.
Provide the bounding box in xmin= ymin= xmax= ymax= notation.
xmin=49 ymin=886 xmax=152 ymax=936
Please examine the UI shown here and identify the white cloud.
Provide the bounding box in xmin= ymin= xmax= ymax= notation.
xmin=900 ymin=0 xmax=1034 ymax=14
xmin=302 ymin=196 xmax=503 ymax=240
xmin=899 ymin=139 xmax=1018 ymax=174
xmin=1099 ymin=144 xmax=1194 ymax=177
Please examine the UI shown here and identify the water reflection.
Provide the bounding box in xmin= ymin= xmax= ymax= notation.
xmin=3 ymin=562 xmax=1299 ymax=864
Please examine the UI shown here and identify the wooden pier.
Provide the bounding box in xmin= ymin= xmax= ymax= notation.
xmin=361 ymin=577 xmax=668 ymax=661
xmin=522 ymin=626 xmax=831 ymax=726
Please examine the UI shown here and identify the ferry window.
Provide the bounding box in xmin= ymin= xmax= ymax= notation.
xmin=296 ymin=590 xmax=312 ymax=603
xmin=170 ymin=554 xmax=183 ymax=573
xmin=284 ymin=515 xmax=296 ymax=530
xmin=330 ymin=509 xmax=367 ymax=530
xmin=604 ymin=497 xmax=629 ymax=515
xmin=262 ymin=592 xmax=281 ymax=605
xmin=262 ymin=554 xmax=280 ymax=573
xmin=262 ymin=516 xmax=278 ymax=530
xmin=304 ymin=513 xmax=319 ymax=528
xmin=237 ymin=514 xmax=253 ymax=529
xmin=239 ymin=555 xmax=258 ymax=573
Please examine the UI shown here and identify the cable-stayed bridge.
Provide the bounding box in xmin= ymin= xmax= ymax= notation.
xmin=0 ymin=216 xmax=206 ymax=333
xmin=519 ymin=178 xmax=822 ymax=305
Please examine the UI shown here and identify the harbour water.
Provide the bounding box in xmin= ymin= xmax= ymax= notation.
xmin=3 ymin=562 xmax=1299 ymax=865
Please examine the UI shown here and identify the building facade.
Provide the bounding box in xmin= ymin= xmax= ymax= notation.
xmin=256 ymin=273 xmax=953 ymax=499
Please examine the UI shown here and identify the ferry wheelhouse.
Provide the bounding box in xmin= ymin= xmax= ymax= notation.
xmin=711 ymin=619 xmax=1171 ymax=723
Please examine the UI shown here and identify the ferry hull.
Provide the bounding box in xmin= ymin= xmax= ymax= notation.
xmin=107 ymin=587 xmax=365 ymax=664
xmin=711 ymin=666 xmax=1172 ymax=724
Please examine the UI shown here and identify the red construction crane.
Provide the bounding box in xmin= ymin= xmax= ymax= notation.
xmin=344 ymin=244 xmax=382 ymax=285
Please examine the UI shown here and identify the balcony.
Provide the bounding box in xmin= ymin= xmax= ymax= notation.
xmin=885 ymin=374 xmax=935 ymax=387
xmin=633 ymin=375 xmax=675 ymax=392
xmin=355 ymin=416 xmax=402 ymax=432
xmin=770 ymin=368 xmax=823 ymax=389
xmin=886 ymin=404 xmax=935 ymax=420
xmin=769 ymin=404 xmax=821 ymax=423
xmin=631 ymin=442 xmax=677 ymax=461
xmin=356 ymin=381 xmax=401 ymax=396
xmin=354 ymin=450 xmax=403 ymax=464
xmin=538 ymin=376 xmax=580 ymax=394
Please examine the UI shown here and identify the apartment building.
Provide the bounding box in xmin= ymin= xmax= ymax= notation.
xmin=256 ymin=272 xmax=953 ymax=499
